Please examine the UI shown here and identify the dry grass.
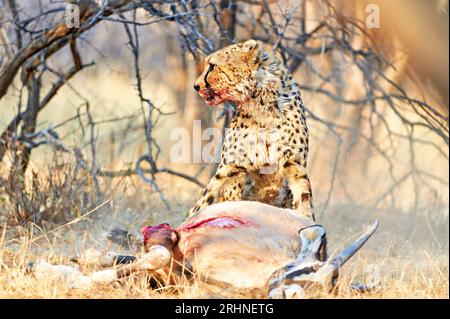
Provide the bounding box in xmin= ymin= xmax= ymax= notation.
xmin=0 ymin=173 xmax=447 ymax=299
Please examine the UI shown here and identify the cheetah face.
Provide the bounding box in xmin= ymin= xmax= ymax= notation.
xmin=194 ymin=40 xmax=263 ymax=106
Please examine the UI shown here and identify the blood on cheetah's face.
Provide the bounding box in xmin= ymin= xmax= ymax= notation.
xmin=194 ymin=39 xmax=263 ymax=106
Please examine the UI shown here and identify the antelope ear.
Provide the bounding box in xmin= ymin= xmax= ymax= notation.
xmin=243 ymin=39 xmax=263 ymax=63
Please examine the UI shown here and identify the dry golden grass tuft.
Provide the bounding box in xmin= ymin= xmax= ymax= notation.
xmin=0 ymin=235 xmax=447 ymax=299
xmin=0 ymin=176 xmax=448 ymax=299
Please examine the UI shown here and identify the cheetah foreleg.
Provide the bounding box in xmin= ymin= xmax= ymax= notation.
xmin=283 ymin=162 xmax=315 ymax=221
xmin=187 ymin=165 xmax=246 ymax=218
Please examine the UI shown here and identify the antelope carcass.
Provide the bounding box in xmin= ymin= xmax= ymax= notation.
xmin=28 ymin=201 xmax=379 ymax=298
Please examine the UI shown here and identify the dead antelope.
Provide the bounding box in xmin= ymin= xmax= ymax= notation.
xmin=28 ymin=201 xmax=379 ymax=298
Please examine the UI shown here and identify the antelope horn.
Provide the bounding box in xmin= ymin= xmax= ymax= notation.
xmin=329 ymin=220 xmax=379 ymax=268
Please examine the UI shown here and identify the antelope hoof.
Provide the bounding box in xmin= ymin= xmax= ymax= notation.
xmin=139 ymin=245 xmax=172 ymax=270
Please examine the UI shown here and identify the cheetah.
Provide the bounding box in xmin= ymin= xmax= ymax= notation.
xmin=189 ymin=39 xmax=314 ymax=221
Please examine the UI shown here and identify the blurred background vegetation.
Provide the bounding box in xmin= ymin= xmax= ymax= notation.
xmin=0 ymin=0 xmax=447 ymax=243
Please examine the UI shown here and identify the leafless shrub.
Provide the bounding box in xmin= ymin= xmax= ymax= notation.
xmin=0 ymin=150 xmax=99 ymax=225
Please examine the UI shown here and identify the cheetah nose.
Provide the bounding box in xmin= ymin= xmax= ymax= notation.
xmin=194 ymin=84 xmax=200 ymax=91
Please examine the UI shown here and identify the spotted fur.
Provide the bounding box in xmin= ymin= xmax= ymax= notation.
xmin=189 ymin=39 xmax=314 ymax=220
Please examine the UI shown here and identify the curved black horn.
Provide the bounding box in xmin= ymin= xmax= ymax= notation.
xmin=330 ymin=220 xmax=379 ymax=268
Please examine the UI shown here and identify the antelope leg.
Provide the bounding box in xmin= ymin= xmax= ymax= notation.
xmin=70 ymin=251 xmax=137 ymax=267
xmin=27 ymin=245 xmax=172 ymax=290
xmin=134 ymin=245 xmax=172 ymax=271
xmin=27 ymin=260 xmax=123 ymax=290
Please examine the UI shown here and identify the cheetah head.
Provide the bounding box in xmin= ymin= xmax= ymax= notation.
xmin=194 ymin=39 xmax=271 ymax=106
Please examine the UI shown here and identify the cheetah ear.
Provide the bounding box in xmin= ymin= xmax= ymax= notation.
xmin=243 ymin=39 xmax=263 ymax=63
xmin=243 ymin=39 xmax=261 ymax=51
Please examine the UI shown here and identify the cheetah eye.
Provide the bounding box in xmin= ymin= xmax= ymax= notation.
xmin=208 ymin=63 xmax=216 ymax=71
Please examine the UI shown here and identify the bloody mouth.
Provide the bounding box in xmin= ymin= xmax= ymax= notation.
xmin=206 ymin=96 xmax=224 ymax=106
xmin=200 ymin=89 xmax=227 ymax=106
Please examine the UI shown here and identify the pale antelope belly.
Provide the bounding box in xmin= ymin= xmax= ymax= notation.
xmin=177 ymin=201 xmax=315 ymax=289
